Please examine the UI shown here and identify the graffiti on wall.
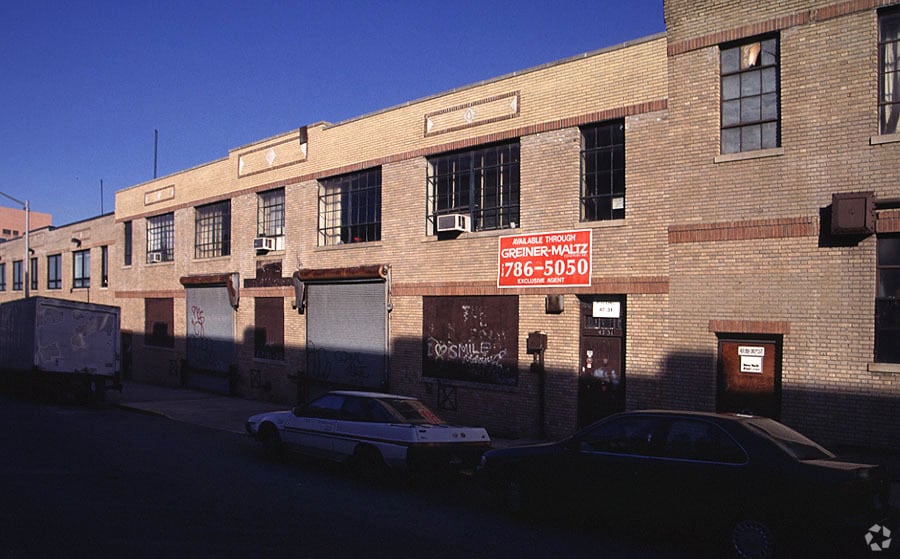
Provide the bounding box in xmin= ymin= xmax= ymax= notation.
xmin=422 ymin=296 xmax=518 ymax=386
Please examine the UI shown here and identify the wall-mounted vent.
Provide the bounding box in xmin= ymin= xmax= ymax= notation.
xmin=436 ymin=214 xmax=470 ymax=233
xmin=832 ymin=192 xmax=875 ymax=236
xmin=253 ymin=237 xmax=276 ymax=252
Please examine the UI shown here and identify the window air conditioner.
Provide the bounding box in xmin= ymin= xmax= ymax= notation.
xmin=436 ymin=213 xmax=470 ymax=233
xmin=253 ymin=237 xmax=276 ymax=252
xmin=148 ymin=252 xmax=163 ymax=263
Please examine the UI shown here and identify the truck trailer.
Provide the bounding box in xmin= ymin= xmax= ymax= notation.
xmin=0 ymin=297 xmax=121 ymax=401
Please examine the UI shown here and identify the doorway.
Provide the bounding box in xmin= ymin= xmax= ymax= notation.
xmin=577 ymin=296 xmax=626 ymax=427
xmin=716 ymin=336 xmax=782 ymax=419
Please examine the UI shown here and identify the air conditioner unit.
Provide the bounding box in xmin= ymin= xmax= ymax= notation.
xmin=253 ymin=237 xmax=276 ymax=252
xmin=436 ymin=213 xmax=470 ymax=233
xmin=148 ymin=252 xmax=163 ymax=263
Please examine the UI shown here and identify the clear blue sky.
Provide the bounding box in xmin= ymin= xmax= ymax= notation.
xmin=1 ymin=0 xmax=664 ymax=226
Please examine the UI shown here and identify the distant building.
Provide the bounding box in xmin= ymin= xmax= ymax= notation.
xmin=0 ymin=206 xmax=52 ymax=241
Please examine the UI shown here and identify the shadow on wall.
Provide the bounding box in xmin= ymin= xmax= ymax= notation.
xmin=123 ymin=330 xmax=900 ymax=452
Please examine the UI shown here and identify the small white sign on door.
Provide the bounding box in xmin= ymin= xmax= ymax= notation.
xmin=738 ymin=346 xmax=765 ymax=374
xmin=593 ymin=301 xmax=620 ymax=318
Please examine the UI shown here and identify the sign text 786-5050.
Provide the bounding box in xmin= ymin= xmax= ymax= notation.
xmin=498 ymin=230 xmax=592 ymax=288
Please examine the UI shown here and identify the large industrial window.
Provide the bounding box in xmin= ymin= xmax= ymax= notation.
xmin=881 ymin=7 xmax=900 ymax=135
xmin=427 ymin=141 xmax=520 ymax=233
xmin=101 ymin=246 xmax=109 ymax=287
xmin=318 ymin=167 xmax=381 ymax=246
xmin=720 ymin=36 xmax=780 ymax=154
xmin=146 ymin=213 xmax=174 ymax=263
xmin=257 ymin=188 xmax=285 ymax=238
xmin=47 ymin=254 xmax=62 ymax=289
xmin=254 ymin=297 xmax=285 ymax=361
xmin=581 ymin=120 xmax=625 ymax=221
xmin=12 ymin=260 xmax=22 ymax=291
xmin=145 ymin=298 xmax=175 ymax=348
xmin=73 ymin=249 xmax=90 ymax=288
xmin=876 ymin=235 xmax=900 ymax=362
xmin=195 ymin=200 xmax=231 ymax=259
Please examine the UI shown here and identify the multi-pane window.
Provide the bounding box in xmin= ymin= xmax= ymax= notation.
xmin=73 ymin=249 xmax=90 ymax=288
xmin=427 ymin=141 xmax=520 ymax=233
xmin=12 ymin=260 xmax=22 ymax=291
xmin=876 ymin=235 xmax=900 ymax=362
xmin=720 ymin=36 xmax=780 ymax=154
xmin=581 ymin=121 xmax=625 ymax=221
xmin=147 ymin=213 xmax=174 ymax=263
xmin=880 ymin=8 xmax=900 ymax=135
xmin=0 ymin=262 xmax=6 ymax=291
xmin=254 ymin=297 xmax=285 ymax=361
xmin=30 ymin=257 xmax=38 ymax=291
xmin=318 ymin=168 xmax=381 ymax=246
xmin=195 ymin=200 xmax=231 ymax=259
xmin=101 ymin=246 xmax=109 ymax=287
xmin=47 ymin=254 xmax=62 ymax=290
xmin=257 ymin=188 xmax=285 ymax=238
xmin=124 ymin=221 xmax=133 ymax=266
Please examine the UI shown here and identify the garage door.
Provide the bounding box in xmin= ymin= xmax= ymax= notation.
xmin=306 ymin=281 xmax=387 ymax=389
xmin=185 ymin=285 xmax=235 ymax=393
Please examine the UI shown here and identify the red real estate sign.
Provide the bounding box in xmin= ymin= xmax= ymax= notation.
xmin=498 ymin=229 xmax=592 ymax=288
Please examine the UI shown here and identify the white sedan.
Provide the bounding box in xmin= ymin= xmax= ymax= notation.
xmin=246 ymin=390 xmax=491 ymax=476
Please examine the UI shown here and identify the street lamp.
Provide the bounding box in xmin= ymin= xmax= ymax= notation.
xmin=0 ymin=191 xmax=30 ymax=298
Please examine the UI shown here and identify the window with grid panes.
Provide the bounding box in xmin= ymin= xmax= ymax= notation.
xmin=30 ymin=257 xmax=37 ymax=291
xmin=12 ymin=260 xmax=22 ymax=291
xmin=47 ymin=254 xmax=62 ymax=289
xmin=318 ymin=168 xmax=381 ymax=246
xmin=881 ymin=7 xmax=900 ymax=135
xmin=581 ymin=121 xmax=625 ymax=221
xmin=146 ymin=213 xmax=174 ymax=263
xmin=720 ymin=36 xmax=780 ymax=154
xmin=195 ymin=200 xmax=231 ymax=259
xmin=0 ymin=263 xmax=6 ymax=291
xmin=876 ymin=235 xmax=900 ymax=362
xmin=73 ymin=249 xmax=90 ymax=288
xmin=257 ymin=189 xmax=285 ymax=238
xmin=427 ymin=141 xmax=519 ymax=233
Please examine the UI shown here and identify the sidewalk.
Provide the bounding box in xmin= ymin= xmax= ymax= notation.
xmin=109 ymin=381 xmax=899 ymax=509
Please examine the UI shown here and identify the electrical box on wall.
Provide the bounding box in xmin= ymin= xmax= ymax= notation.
xmin=545 ymin=294 xmax=564 ymax=314
xmin=831 ymin=192 xmax=875 ymax=236
xmin=527 ymin=331 xmax=547 ymax=354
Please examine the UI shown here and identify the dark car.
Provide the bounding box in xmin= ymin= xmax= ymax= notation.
xmin=476 ymin=410 xmax=893 ymax=558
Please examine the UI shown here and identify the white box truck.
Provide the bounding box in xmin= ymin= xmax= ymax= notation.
xmin=0 ymin=297 xmax=121 ymax=401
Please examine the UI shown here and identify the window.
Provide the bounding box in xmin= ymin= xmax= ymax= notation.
xmin=881 ymin=8 xmax=900 ymax=135
xmin=73 ymin=249 xmax=90 ymax=288
xmin=427 ymin=141 xmax=520 ymax=233
xmin=146 ymin=213 xmax=174 ymax=263
xmin=29 ymin=257 xmax=37 ymax=291
xmin=661 ymin=420 xmax=747 ymax=463
xmin=0 ymin=262 xmax=6 ymax=291
xmin=145 ymin=298 xmax=174 ymax=348
xmin=101 ymin=246 xmax=109 ymax=287
xmin=47 ymin=254 xmax=62 ymax=290
xmin=257 ymin=188 xmax=285 ymax=238
xmin=579 ymin=416 xmax=659 ymax=456
xmin=876 ymin=235 xmax=900 ymax=362
xmin=195 ymin=200 xmax=231 ymax=259
xmin=318 ymin=168 xmax=381 ymax=246
xmin=124 ymin=221 xmax=132 ymax=266
xmin=720 ymin=36 xmax=780 ymax=154
xmin=12 ymin=260 xmax=22 ymax=291
xmin=581 ymin=121 xmax=625 ymax=221
xmin=254 ymin=297 xmax=285 ymax=361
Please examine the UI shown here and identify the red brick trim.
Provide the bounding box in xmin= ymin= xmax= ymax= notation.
xmin=668 ymin=217 xmax=818 ymax=244
xmin=667 ymin=0 xmax=891 ymax=57
xmin=877 ymin=209 xmax=900 ymax=233
xmin=393 ymin=276 xmax=669 ymax=296
xmin=114 ymin=290 xmax=184 ymax=299
xmin=709 ymin=319 xmax=791 ymax=334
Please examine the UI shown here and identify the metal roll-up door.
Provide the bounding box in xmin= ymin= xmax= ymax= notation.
xmin=185 ymin=285 xmax=235 ymax=393
xmin=306 ymin=281 xmax=387 ymax=389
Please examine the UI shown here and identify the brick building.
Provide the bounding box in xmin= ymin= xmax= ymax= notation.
xmin=0 ymin=206 xmax=52 ymax=242
xmin=3 ymin=0 xmax=899 ymax=450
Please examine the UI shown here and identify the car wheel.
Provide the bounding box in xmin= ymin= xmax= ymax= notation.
xmin=258 ymin=424 xmax=283 ymax=459
xmin=728 ymin=516 xmax=775 ymax=559
xmin=351 ymin=445 xmax=388 ymax=482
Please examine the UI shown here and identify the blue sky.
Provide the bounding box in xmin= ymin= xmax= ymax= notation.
xmin=0 ymin=0 xmax=664 ymax=226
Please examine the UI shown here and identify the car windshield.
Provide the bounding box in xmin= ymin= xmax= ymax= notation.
xmin=379 ymin=398 xmax=445 ymax=425
xmin=746 ymin=417 xmax=835 ymax=461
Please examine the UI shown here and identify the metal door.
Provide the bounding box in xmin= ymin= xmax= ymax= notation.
xmin=185 ymin=286 xmax=235 ymax=393
xmin=717 ymin=337 xmax=781 ymax=418
xmin=577 ymin=297 xmax=625 ymax=428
